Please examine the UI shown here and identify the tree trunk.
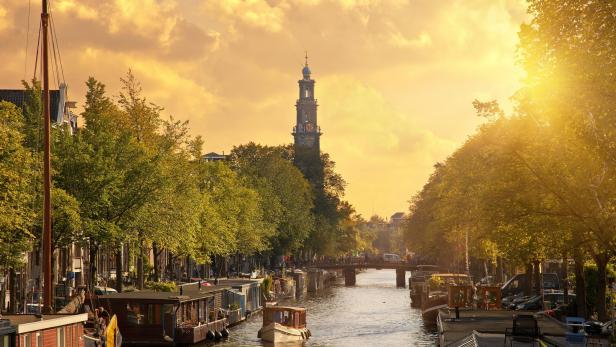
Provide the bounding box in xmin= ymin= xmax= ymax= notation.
xmin=8 ymin=268 xmax=17 ymax=313
xmin=594 ymin=252 xmax=609 ymax=321
xmin=137 ymin=238 xmax=144 ymax=290
xmin=495 ymin=257 xmax=504 ymax=284
xmin=167 ymin=253 xmax=174 ymax=281
xmin=114 ymin=248 xmax=123 ymax=293
xmin=573 ymin=247 xmax=587 ymax=318
xmin=524 ymin=263 xmax=533 ymax=296
xmin=1 ymin=271 xmax=6 ymax=312
xmin=237 ymin=252 xmax=241 ymax=278
xmin=562 ymin=251 xmax=568 ymax=306
xmin=152 ymin=242 xmax=160 ymax=282
xmin=88 ymin=243 xmax=98 ymax=290
xmin=51 ymin=249 xmax=56 ymax=287
xmin=533 ymin=259 xmax=541 ymax=296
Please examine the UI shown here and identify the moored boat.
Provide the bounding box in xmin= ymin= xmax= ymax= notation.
xmin=258 ymin=306 xmax=310 ymax=343
xmin=421 ymin=273 xmax=472 ymax=325
xmin=409 ymin=265 xmax=440 ymax=308
xmin=99 ymin=285 xmax=230 ymax=345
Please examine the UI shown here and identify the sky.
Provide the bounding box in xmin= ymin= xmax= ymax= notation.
xmin=0 ymin=0 xmax=527 ymax=218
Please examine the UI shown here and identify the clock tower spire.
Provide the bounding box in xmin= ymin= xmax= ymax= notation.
xmin=293 ymin=53 xmax=321 ymax=153
xmin=292 ymin=53 xmax=324 ymax=188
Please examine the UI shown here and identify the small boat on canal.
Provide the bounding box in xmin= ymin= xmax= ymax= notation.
xmin=421 ymin=273 xmax=472 ymax=325
xmin=258 ymin=306 xmax=311 ymax=343
xmin=99 ymin=285 xmax=230 ymax=345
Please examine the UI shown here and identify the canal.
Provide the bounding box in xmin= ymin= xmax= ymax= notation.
xmin=215 ymin=269 xmax=437 ymax=346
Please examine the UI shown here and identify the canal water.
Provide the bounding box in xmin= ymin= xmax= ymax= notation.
xmin=216 ymin=269 xmax=437 ymax=346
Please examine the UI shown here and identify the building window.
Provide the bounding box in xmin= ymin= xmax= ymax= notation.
xmin=66 ymin=325 xmax=72 ymax=347
xmin=1 ymin=335 xmax=12 ymax=347
xmin=57 ymin=327 xmax=66 ymax=347
xmin=36 ymin=332 xmax=42 ymax=347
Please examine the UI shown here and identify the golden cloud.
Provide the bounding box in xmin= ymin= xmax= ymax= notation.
xmin=0 ymin=0 xmax=527 ymax=216
xmin=0 ymin=5 xmax=9 ymax=33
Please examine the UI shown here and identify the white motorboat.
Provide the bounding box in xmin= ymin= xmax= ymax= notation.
xmin=258 ymin=306 xmax=311 ymax=343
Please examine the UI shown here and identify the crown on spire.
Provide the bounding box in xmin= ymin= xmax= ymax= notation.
xmin=302 ymin=51 xmax=311 ymax=78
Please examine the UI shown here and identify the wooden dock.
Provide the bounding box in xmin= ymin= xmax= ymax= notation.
xmin=437 ymin=309 xmax=569 ymax=346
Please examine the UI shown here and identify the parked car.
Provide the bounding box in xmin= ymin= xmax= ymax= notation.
xmin=476 ymin=276 xmax=495 ymax=286
xmin=501 ymin=273 xmax=560 ymax=298
xmin=94 ymin=286 xmax=118 ymax=295
xmin=515 ymin=291 xmax=576 ymax=311
xmin=382 ymin=253 xmax=401 ymax=263
xmin=503 ymin=294 xmax=534 ymax=310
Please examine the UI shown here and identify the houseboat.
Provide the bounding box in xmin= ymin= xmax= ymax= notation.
xmin=409 ymin=265 xmax=440 ymax=308
xmin=2 ymin=313 xmax=88 ymax=347
xmin=421 ymin=273 xmax=472 ymax=324
xmin=258 ymin=306 xmax=310 ymax=343
xmin=209 ymin=279 xmax=263 ymax=326
xmin=99 ymin=285 xmax=229 ymax=346
xmin=0 ymin=319 xmax=16 ymax=346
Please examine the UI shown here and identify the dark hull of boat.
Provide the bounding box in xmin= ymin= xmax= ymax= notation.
xmin=421 ymin=294 xmax=448 ymax=325
xmin=175 ymin=318 xmax=227 ymax=344
xmin=421 ymin=304 xmax=446 ymax=325
xmin=410 ymin=294 xmax=422 ymax=308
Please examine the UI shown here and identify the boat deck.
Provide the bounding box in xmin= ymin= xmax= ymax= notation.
xmin=438 ymin=309 xmax=568 ymax=346
xmin=452 ymin=332 xmax=568 ymax=347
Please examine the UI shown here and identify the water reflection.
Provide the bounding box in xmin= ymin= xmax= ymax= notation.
xmin=214 ymin=269 xmax=437 ymax=346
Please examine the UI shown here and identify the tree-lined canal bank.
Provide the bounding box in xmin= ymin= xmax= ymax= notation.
xmin=215 ymin=269 xmax=436 ymax=346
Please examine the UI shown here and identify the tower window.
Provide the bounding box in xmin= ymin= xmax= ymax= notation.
xmin=305 ymin=89 xmax=310 ymax=98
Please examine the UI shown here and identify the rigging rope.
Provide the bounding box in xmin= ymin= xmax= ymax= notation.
xmin=24 ymin=0 xmax=32 ymax=80
xmin=49 ymin=18 xmax=61 ymax=89
xmin=33 ymin=21 xmax=41 ymax=81
xmin=49 ymin=11 xmax=66 ymax=86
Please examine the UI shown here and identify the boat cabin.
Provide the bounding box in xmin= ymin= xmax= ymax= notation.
xmin=427 ymin=274 xmax=472 ymax=293
xmin=262 ymin=306 xmax=306 ymax=330
xmin=422 ymin=273 xmax=473 ymax=310
xmin=212 ymin=279 xmax=263 ymax=319
xmin=99 ymin=286 xmax=229 ymax=345
xmin=0 ymin=319 xmax=16 ymax=347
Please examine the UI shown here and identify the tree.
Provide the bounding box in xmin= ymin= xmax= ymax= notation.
xmin=0 ymin=102 xmax=35 ymax=268
xmin=0 ymin=102 xmax=36 ymax=313
xmin=193 ymin=161 xmax=274 ymax=275
xmin=229 ymin=143 xmax=314 ymax=255
xmin=516 ymin=0 xmax=616 ymax=319
xmin=54 ymin=76 xmax=170 ymax=291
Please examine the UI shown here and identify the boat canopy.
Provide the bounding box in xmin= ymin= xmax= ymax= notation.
xmin=263 ymin=306 xmax=306 ymax=329
xmin=429 ymin=273 xmax=473 ymax=286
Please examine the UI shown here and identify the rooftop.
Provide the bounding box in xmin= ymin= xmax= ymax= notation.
xmin=2 ymin=314 xmax=88 ymax=334
xmin=265 ymin=306 xmax=306 ymax=312
xmin=100 ymin=286 xmax=230 ymax=302
xmin=206 ymin=279 xmax=262 ymax=287
xmin=0 ymin=89 xmax=61 ymax=122
xmin=391 ymin=212 xmax=405 ymax=219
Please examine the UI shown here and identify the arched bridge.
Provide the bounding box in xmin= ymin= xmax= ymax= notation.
xmin=309 ymin=261 xmax=421 ymax=287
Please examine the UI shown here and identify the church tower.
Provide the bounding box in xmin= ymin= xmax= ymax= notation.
xmin=293 ymin=54 xmax=321 ymax=154
xmin=293 ymin=53 xmax=324 ymax=187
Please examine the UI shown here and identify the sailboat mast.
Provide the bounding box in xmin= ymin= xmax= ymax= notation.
xmin=41 ymin=0 xmax=53 ymax=314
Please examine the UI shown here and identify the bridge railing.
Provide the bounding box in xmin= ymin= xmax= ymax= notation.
xmin=311 ymin=258 xmax=414 ymax=268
